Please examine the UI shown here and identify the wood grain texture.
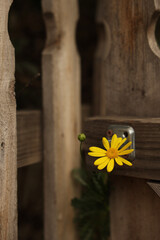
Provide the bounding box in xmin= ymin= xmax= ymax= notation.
xmin=17 ymin=107 xmax=89 ymax=168
xmin=92 ymin=1 xmax=160 ymax=239
xmin=94 ymin=0 xmax=160 ymax=117
xmin=17 ymin=111 xmax=42 ymax=168
xmin=42 ymin=0 xmax=81 ymax=239
xmin=110 ymin=176 xmax=160 ymax=240
xmin=0 ymin=0 xmax=17 ymax=239
xmin=84 ymin=116 xmax=160 ymax=180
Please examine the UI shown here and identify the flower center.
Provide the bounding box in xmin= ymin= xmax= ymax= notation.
xmin=106 ymin=148 xmax=118 ymax=159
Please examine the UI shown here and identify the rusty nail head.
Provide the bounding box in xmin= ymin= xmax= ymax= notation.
xmin=107 ymin=129 xmax=113 ymax=137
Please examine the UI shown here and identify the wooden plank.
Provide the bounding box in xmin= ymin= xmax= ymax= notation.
xmin=0 ymin=0 xmax=17 ymax=239
xmin=94 ymin=0 xmax=160 ymax=117
xmin=17 ymin=106 xmax=89 ymax=168
xmin=85 ymin=116 xmax=160 ymax=180
xmin=92 ymin=1 xmax=160 ymax=239
xmin=110 ymin=176 xmax=160 ymax=240
xmin=17 ymin=111 xmax=42 ymax=168
xmin=42 ymin=0 xmax=81 ymax=239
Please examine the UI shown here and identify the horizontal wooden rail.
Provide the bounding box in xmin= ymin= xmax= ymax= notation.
xmin=17 ymin=110 xmax=42 ymax=168
xmin=17 ymin=111 xmax=160 ymax=180
xmin=17 ymin=105 xmax=91 ymax=168
xmin=84 ymin=116 xmax=160 ymax=180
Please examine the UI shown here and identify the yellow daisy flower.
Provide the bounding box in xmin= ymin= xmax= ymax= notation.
xmin=88 ymin=134 xmax=134 ymax=173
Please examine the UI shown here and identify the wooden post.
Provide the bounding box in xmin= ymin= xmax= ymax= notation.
xmin=93 ymin=0 xmax=160 ymax=239
xmin=42 ymin=0 xmax=81 ymax=239
xmin=0 ymin=0 xmax=17 ymax=239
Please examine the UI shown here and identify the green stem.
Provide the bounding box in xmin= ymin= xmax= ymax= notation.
xmin=80 ymin=141 xmax=83 ymax=166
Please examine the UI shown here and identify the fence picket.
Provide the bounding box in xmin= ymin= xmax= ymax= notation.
xmin=42 ymin=0 xmax=81 ymax=239
xmin=0 ymin=0 xmax=17 ymax=239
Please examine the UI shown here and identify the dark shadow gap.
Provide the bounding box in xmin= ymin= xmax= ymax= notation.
xmin=8 ymin=1 xmax=45 ymax=239
xmin=8 ymin=0 xmax=45 ymax=110
xmin=76 ymin=0 xmax=98 ymax=106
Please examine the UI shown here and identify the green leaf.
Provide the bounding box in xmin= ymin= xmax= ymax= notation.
xmin=71 ymin=161 xmax=110 ymax=239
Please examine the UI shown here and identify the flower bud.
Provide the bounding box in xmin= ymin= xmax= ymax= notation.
xmin=78 ymin=133 xmax=86 ymax=142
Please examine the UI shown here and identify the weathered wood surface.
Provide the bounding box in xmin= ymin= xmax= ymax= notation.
xmin=0 ymin=0 xmax=17 ymax=239
xmin=17 ymin=106 xmax=89 ymax=168
xmin=91 ymin=1 xmax=160 ymax=240
xmin=110 ymin=176 xmax=160 ymax=240
xmin=17 ymin=111 xmax=42 ymax=168
xmin=42 ymin=0 xmax=81 ymax=239
xmin=85 ymin=116 xmax=160 ymax=180
xmin=94 ymin=0 xmax=160 ymax=116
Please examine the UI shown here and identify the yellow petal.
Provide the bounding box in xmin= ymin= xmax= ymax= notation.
xmin=107 ymin=159 xmax=114 ymax=172
xmin=89 ymin=146 xmax=106 ymax=154
xmin=115 ymin=157 xmax=123 ymax=166
xmin=118 ymin=149 xmax=134 ymax=156
xmin=97 ymin=158 xmax=110 ymax=170
xmin=118 ymin=141 xmax=132 ymax=153
xmin=88 ymin=152 xmax=106 ymax=157
xmin=114 ymin=137 xmax=122 ymax=148
xmin=102 ymin=137 xmax=110 ymax=150
xmin=117 ymin=138 xmax=127 ymax=149
xmin=118 ymin=157 xmax=132 ymax=166
xmin=94 ymin=157 xmax=109 ymax=166
xmin=111 ymin=134 xmax=118 ymax=148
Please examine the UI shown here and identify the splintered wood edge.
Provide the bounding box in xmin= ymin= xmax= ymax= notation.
xmin=84 ymin=116 xmax=160 ymax=180
xmin=17 ymin=110 xmax=42 ymax=168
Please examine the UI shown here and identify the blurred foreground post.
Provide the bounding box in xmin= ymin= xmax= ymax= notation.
xmin=42 ymin=0 xmax=81 ymax=239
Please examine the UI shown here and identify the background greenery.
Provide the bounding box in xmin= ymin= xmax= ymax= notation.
xmin=72 ymin=170 xmax=110 ymax=240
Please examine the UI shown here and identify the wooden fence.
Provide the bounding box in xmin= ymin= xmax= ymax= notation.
xmin=0 ymin=0 xmax=81 ymax=239
xmin=1 ymin=0 xmax=160 ymax=239
xmin=90 ymin=1 xmax=160 ymax=240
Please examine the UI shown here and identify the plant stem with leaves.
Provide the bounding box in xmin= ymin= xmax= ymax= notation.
xmin=71 ymin=134 xmax=110 ymax=240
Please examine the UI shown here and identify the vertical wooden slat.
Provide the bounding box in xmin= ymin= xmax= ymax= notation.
xmin=0 ymin=0 xmax=17 ymax=239
xmin=42 ymin=0 xmax=80 ymax=239
xmin=94 ymin=1 xmax=160 ymax=240
xmin=110 ymin=176 xmax=160 ymax=240
xmin=95 ymin=0 xmax=160 ymax=117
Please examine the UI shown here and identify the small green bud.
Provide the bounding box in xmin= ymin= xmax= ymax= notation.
xmin=78 ymin=133 xmax=86 ymax=142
